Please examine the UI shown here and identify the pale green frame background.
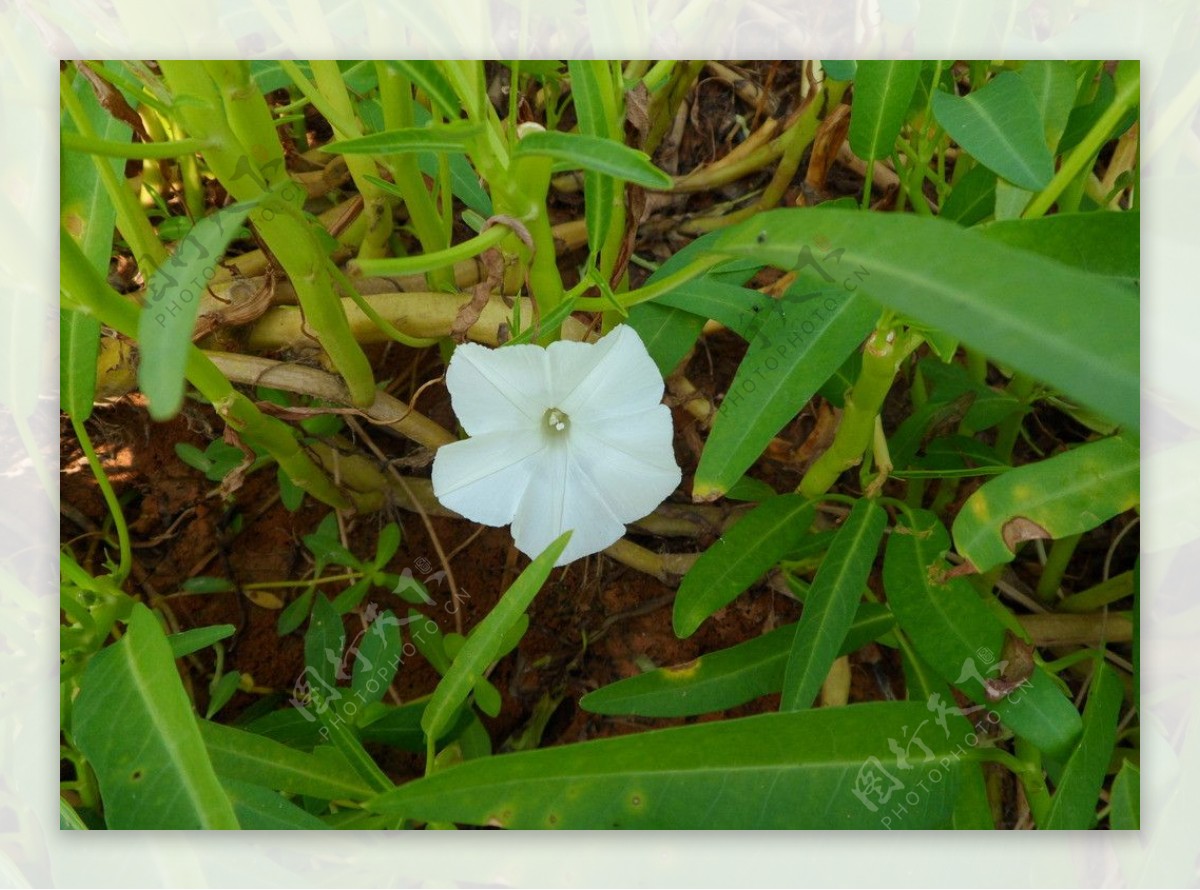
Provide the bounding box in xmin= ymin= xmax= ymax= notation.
xmin=3 ymin=0 xmax=1194 ymax=884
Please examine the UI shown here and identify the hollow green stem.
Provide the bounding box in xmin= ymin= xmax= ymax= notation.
xmin=1024 ymin=62 xmax=1139 ymax=219
xmin=377 ymin=62 xmax=454 ymax=290
xmin=308 ymin=60 xmax=394 ymax=259
xmin=1012 ymin=737 xmax=1052 ymax=826
xmin=70 ymin=414 xmax=132 ymax=586
xmin=1036 ymin=533 xmax=1082 ymax=602
xmin=203 ymin=61 xmax=289 ymax=188
xmin=1057 ymin=570 xmax=1135 ymax=613
xmin=60 ymin=130 xmax=211 ymax=159
xmin=576 ymin=254 xmax=725 ymax=311
xmin=799 ymin=325 xmax=924 ymax=499
xmin=994 ymin=372 xmax=1036 ymax=463
xmin=353 ymin=223 xmax=510 ymax=278
xmin=158 ymin=61 xmax=377 ymax=407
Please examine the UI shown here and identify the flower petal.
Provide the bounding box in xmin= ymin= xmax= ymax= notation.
xmin=431 ymin=428 xmax=546 ymax=526
xmin=569 ymin=405 xmax=682 ymax=521
xmin=549 ymin=325 xmax=666 ymax=421
xmin=510 ymin=440 xmax=627 ymax=567
xmin=445 ymin=341 xmax=551 ymax=435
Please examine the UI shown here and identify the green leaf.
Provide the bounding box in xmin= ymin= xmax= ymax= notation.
xmin=1017 ymin=60 xmax=1077 ymax=151
xmin=724 ymin=475 xmax=779 ymax=502
xmin=220 ymin=778 xmax=330 ymax=829
xmin=648 ymin=278 xmax=775 ymax=340
xmin=277 ymin=587 xmax=314 ymax=636
xmin=932 ymin=72 xmax=1054 ymax=191
xmin=673 ymin=496 xmax=816 ymax=638
xmin=712 ymin=208 xmax=1139 ymax=431
xmin=358 ymin=698 xmax=476 ymax=750
xmin=939 ymin=163 xmax=997 ymax=225
xmin=325 ymin=121 xmax=483 ymax=155
xmin=206 ymin=670 xmax=241 ymax=719
xmin=373 ymin=522 xmax=402 ymax=568
xmin=978 ymin=211 xmax=1139 ymax=282
xmin=61 ymin=74 xmax=127 ymax=421
xmin=72 ymin=603 xmax=239 ymax=829
xmin=385 ymin=61 xmax=463 ymax=121
xmin=582 ymin=602 xmax=895 ymax=718
xmin=304 ymin=592 xmax=345 ymax=693
xmin=199 ymin=720 xmax=373 ymax=800
xmin=1042 ymin=661 xmax=1125 ymax=829
xmin=694 ymin=289 xmax=877 ymax=498
xmin=180 ymin=575 xmax=236 ymax=594
xmin=952 ymin=762 xmax=995 ymax=829
xmin=848 ymin=61 xmax=922 ymax=162
xmin=627 ymin=231 xmax=760 ymax=374
xmin=421 ymin=531 xmax=570 ymax=740
xmin=883 ymin=510 xmax=1082 ymax=759
xmin=373 ymin=703 xmax=969 ymax=828
xmin=59 ymin=797 xmax=89 ymax=830
xmin=513 ymin=130 xmax=673 ymax=190
xmin=137 ymin=201 xmax=255 ymax=420
xmin=277 ymin=465 xmax=305 ymax=511
xmin=351 ymin=609 xmax=402 ymax=707
xmin=1109 ymin=760 xmax=1140 ymax=829
xmin=568 ymin=60 xmax=620 ymax=265
xmin=821 ymin=60 xmax=857 ymax=81
xmin=781 ymin=499 xmax=888 ymax=711
xmin=167 ymin=623 xmax=235 ymax=658
xmin=1059 ymin=71 xmax=1118 ymax=154
xmin=952 ymin=436 xmax=1139 ymax=573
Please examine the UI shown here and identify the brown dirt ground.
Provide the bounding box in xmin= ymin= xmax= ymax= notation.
xmin=60 ymin=321 xmax=906 ymax=788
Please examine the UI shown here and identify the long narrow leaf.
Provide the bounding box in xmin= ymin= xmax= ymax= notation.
xmin=72 ymin=604 xmax=239 ymax=829
xmin=848 ymin=61 xmax=922 ymax=162
xmin=694 ymin=288 xmax=877 ymax=498
xmin=673 ymin=496 xmax=815 ymax=638
xmin=513 ymin=130 xmax=672 ymax=189
xmin=325 ymin=121 xmax=482 ymax=155
xmin=422 ymin=531 xmax=571 ymax=740
xmin=1042 ymin=661 xmax=1125 ymax=829
xmin=137 ymin=201 xmax=255 ymax=420
xmin=198 ymin=719 xmax=373 ymax=801
xmin=952 ymin=436 xmax=1139 ymax=573
xmin=883 ymin=510 xmax=1083 ymax=759
xmin=582 ymin=602 xmax=895 ymax=718
xmin=372 ymin=703 xmax=971 ymax=829
xmin=781 ymin=499 xmax=888 ymax=710
xmin=711 ymin=209 xmax=1139 ymax=431
xmin=60 ymin=73 xmax=127 ymax=420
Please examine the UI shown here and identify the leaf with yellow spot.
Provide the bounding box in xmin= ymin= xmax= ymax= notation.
xmin=952 ymin=436 xmax=1139 ymax=572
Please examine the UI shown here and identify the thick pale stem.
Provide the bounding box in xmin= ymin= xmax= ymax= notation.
xmin=158 ymin=61 xmax=376 ymax=407
xmin=62 ymin=229 xmax=351 ymax=510
xmin=799 ymin=326 xmax=922 ymax=499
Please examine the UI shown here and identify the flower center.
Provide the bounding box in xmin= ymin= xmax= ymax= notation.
xmin=544 ymin=407 xmax=570 ymax=435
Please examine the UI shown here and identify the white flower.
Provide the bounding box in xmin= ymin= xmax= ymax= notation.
xmin=432 ymin=324 xmax=681 ymax=567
